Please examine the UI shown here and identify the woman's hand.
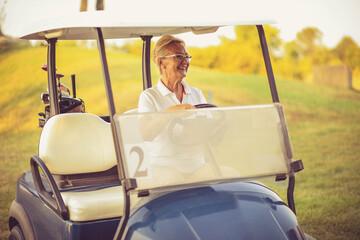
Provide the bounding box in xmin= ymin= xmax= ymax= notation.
xmin=166 ymin=104 xmax=196 ymax=111
xmin=140 ymin=104 xmax=195 ymax=141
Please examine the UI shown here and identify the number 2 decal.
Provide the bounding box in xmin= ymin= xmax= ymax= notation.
xmin=130 ymin=146 xmax=148 ymax=177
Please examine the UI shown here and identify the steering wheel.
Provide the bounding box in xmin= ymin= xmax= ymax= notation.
xmin=194 ymin=103 xmax=218 ymax=108
xmin=167 ymin=106 xmax=225 ymax=147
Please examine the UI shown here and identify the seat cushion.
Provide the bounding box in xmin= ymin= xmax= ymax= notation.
xmin=61 ymin=186 xmax=124 ymax=222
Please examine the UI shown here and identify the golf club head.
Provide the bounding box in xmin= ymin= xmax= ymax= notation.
xmin=59 ymin=83 xmax=71 ymax=96
xmin=41 ymin=93 xmax=49 ymax=104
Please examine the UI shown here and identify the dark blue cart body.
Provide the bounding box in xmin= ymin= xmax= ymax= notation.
xmin=11 ymin=170 xmax=304 ymax=240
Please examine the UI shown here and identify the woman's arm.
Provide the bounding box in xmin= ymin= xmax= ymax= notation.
xmin=138 ymin=91 xmax=195 ymax=141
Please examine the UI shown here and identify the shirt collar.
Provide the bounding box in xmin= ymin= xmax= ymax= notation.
xmin=157 ymin=79 xmax=192 ymax=97
xmin=182 ymin=79 xmax=192 ymax=95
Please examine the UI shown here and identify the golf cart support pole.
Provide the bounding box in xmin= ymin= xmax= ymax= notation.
xmin=95 ymin=28 xmax=136 ymax=240
xmin=256 ymin=25 xmax=279 ymax=103
xmin=46 ymin=38 xmax=60 ymax=116
xmin=256 ymin=25 xmax=297 ymax=215
xmin=141 ymin=35 xmax=153 ymax=90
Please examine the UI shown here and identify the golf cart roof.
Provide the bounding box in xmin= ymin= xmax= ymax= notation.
xmin=20 ymin=11 xmax=275 ymax=40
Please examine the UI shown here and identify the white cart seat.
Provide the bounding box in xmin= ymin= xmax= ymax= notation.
xmin=38 ymin=113 xmax=131 ymax=221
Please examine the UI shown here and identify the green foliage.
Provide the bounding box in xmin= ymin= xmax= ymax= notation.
xmin=119 ymin=39 xmax=144 ymax=57
xmin=276 ymin=47 xmax=312 ymax=81
xmin=333 ymin=36 xmax=360 ymax=70
xmin=189 ymin=26 xmax=360 ymax=83
xmin=0 ymin=38 xmax=31 ymax=54
xmin=190 ymin=45 xmax=220 ymax=69
xmin=189 ymin=25 xmax=281 ymax=75
xmin=296 ymin=27 xmax=323 ymax=58
xmin=116 ymin=25 xmax=360 ymax=90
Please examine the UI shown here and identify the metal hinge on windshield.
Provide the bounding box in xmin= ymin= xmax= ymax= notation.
xmin=276 ymin=159 xmax=304 ymax=181
xmin=124 ymin=178 xmax=137 ymax=190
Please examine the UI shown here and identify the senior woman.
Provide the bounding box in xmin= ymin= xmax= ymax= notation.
xmin=136 ymin=35 xmax=238 ymax=188
xmin=138 ymin=35 xmax=207 ymax=113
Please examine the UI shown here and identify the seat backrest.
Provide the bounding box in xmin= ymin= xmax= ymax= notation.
xmin=123 ymin=108 xmax=138 ymax=114
xmin=39 ymin=113 xmax=117 ymax=175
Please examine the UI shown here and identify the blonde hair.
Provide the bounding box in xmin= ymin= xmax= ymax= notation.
xmin=153 ymin=35 xmax=186 ymax=68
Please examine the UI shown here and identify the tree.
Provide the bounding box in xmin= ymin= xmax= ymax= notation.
xmin=263 ymin=25 xmax=282 ymax=56
xmin=333 ymin=36 xmax=360 ymax=70
xmin=216 ymin=25 xmax=282 ymax=74
xmin=233 ymin=25 xmax=282 ymax=53
xmin=280 ymin=40 xmax=311 ymax=80
xmin=120 ymin=39 xmax=143 ymax=56
xmin=295 ymin=27 xmax=323 ymax=59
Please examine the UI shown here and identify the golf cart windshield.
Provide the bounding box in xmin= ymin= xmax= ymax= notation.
xmin=115 ymin=103 xmax=293 ymax=192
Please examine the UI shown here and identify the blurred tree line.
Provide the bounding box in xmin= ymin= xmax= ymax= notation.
xmin=120 ymin=26 xmax=360 ymax=82
xmin=189 ymin=26 xmax=360 ymax=82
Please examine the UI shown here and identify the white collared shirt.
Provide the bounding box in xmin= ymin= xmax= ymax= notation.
xmin=138 ymin=79 xmax=207 ymax=112
xmin=137 ymin=79 xmax=207 ymax=173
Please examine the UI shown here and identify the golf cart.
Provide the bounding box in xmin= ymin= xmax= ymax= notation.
xmin=8 ymin=11 xmax=308 ymax=240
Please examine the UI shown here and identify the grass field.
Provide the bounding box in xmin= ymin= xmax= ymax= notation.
xmin=0 ymin=44 xmax=359 ymax=240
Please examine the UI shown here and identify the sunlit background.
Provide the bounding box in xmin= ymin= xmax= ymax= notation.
xmin=2 ymin=0 xmax=360 ymax=47
xmin=1 ymin=0 xmax=360 ymax=87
